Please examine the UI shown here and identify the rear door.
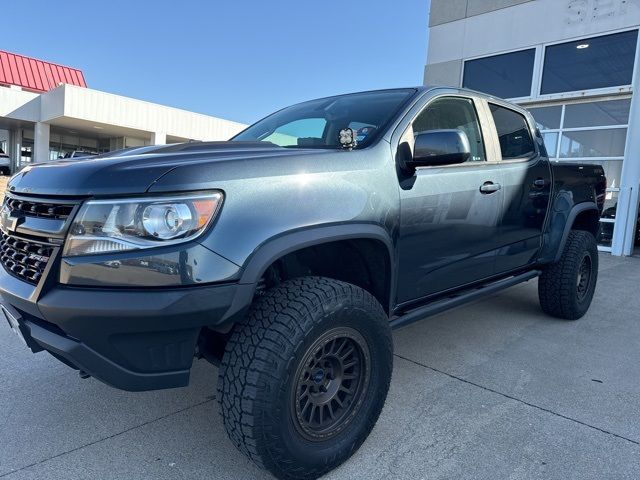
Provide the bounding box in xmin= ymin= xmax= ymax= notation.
xmin=395 ymin=94 xmax=504 ymax=305
xmin=482 ymin=101 xmax=553 ymax=274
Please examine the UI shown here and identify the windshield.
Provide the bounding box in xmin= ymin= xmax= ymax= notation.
xmin=232 ymin=89 xmax=417 ymax=149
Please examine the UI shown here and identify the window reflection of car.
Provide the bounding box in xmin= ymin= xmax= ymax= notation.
xmin=598 ymin=203 xmax=640 ymax=246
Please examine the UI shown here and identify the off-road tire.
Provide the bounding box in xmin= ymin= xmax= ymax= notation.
xmin=538 ymin=230 xmax=598 ymax=320
xmin=217 ymin=276 xmax=393 ymax=480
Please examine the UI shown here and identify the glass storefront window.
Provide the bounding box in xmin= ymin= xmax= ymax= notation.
xmin=19 ymin=145 xmax=32 ymax=167
xmin=542 ymin=132 xmax=558 ymax=158
xmin=576 ymin=160 xmax=623 ymax=190
xmin=0 ymin=129 xmax=8 ymax=154
xmin=541 ymin=30 xmax=638 ymax=94
xmin=559 ymin=128 xmax=627 ymax=158
xmin=463 ymin=49 xmax=535 ymax=99
xmin=597 ymin=190 xmax=619 ymax=248
xmin=529 ymin=98 xmax=631 ymax=250
xmin=528 ymin=105 xmax=562 ymax=130
xmin=602 ymin=189 xmax=619 ymax=213
xmin=48 ymin=130 xmax=103 ymax=159
xmin=563 ymin=99 xmax=631 ymax=128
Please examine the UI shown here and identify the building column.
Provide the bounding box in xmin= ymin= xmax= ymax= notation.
xmin=8 ymin=128 xmax=21 ymax=173
xmin=150 ymin=132 xmax=166 ymax=145
xmin=33 ymin=122 xmax=50 ymax=163
xmin=612 ymin=35 xmax=640 ymax=256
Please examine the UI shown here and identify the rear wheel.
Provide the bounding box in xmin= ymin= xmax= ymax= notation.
xmin=217 ymin=276 xmax=393 ymax=480
xmin=538 ymin=230 xmax=598 ymax=320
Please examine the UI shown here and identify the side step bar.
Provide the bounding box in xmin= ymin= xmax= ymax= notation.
xmin=389 ymin=270 xmax=540 ymax=331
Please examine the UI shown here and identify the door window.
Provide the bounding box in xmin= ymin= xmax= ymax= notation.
xmin=489 ymin=104 xmax=536 ymax=159
xmin=412 ymin=97 xmax=486 ymax=162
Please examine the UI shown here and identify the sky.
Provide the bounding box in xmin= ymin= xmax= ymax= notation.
xmin=2 ymin=0 xmax=430 ymax=125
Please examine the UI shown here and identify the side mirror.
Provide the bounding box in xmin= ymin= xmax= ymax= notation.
xmin=409 ymin=129 xmax=471 ymax=167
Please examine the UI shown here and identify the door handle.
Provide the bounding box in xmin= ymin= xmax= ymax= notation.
xmin=533 ymin=178 xmax=548 ymax=188
xmin=479 ymin=181 xmax=501 ymax=194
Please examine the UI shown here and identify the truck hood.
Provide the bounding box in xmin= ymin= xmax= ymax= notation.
xmin=7 ymin=142 xmax=324 ymax=197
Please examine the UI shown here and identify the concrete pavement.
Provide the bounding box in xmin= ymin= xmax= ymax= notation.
xmin=1 ymin=254 xmax=639 ymax=479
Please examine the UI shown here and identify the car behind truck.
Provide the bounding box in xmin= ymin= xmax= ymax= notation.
xmin=0 ymin=87 xmax=605 ymax=479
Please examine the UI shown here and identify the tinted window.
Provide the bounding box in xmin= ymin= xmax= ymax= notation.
xmin=413 ymin=97 xmax=486 ymax=162
xmin=541 ymin=30 xmax=638 ymax=94
xmin=463 ymin=49 xmax=535 ymax=99
xmin=563 ymin=99 xmax=631 ymax=128
xmin=489 ymin=104 xmax=536 ymax=159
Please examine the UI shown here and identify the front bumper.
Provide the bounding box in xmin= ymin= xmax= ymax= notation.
xmin=0 ymin=264 xmax=254 ymax=391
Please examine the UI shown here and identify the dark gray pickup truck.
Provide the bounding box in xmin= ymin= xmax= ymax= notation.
xmin=0 ymin=87 xmax=605 ymax=479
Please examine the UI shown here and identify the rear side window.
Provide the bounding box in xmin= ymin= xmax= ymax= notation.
xmin=489 ymin=104 xmax=536 ymax=159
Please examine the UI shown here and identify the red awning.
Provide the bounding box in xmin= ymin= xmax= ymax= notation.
xmin=0 ymin=50 xmax=86 ymax=92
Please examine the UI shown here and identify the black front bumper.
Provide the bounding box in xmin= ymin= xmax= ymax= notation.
xmin=0 ymin=266 xmax=253 ymax=391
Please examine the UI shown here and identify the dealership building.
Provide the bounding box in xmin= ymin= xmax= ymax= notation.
xmin=424 ymin=0 xmax=640 ymax=256
xmin=0 ymin=51 xmax=244 ymax=170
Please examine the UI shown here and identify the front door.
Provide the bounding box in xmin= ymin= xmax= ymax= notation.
xmin=396 ymin=96 xmax=504 ymax=305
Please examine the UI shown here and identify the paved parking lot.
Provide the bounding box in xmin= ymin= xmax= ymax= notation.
xmin=1 ymin=253 xmax=639 ymax=479
xmin=0 ymin=176 xmax=8 ymax=197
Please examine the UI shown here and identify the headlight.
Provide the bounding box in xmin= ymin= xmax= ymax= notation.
xmin=63 ymin=192 xmax=223 ymax=256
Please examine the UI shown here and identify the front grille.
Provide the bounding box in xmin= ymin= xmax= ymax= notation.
xmin=4 ymin=197 xmax=74 ymax=220
xmin=0 ymin=232 xmax=54 ymax=284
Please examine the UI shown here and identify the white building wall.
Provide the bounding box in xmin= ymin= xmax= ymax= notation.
xmin=0 ymin=82 xmax=247 ymax=172
xmin=426 ymin=0 xmax=640 ymax=86
xmin=60 ymin=85 xmax=245 ymax=141
xmin=0 ymin=88 xmax=39 ymax=120
xmin=39 ymin=86 xmax=65 ymax=121
xmin=0 ymin=84 xmax=245 ymax=142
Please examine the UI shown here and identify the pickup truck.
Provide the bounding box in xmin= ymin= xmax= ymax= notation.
xmin=0 ymin=87 xmax=606 ymax=479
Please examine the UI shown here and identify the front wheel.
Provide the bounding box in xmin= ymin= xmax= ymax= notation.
xmin=217 ymin=277 xmax=393 ymax=480
xmin=538 ymin=230 xmax=598 ymax=320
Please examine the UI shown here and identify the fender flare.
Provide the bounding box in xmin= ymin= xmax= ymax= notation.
xmin=239 ymin=223 xmax=395 ymax=285
xmin=543 ymin=201 xmax=599 ymax=264
xmin=215 ymin=224 xmax=396 ymax=327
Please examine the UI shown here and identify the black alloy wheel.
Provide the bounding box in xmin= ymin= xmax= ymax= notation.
xmin=292 ymin=327 xmax=370 ymax=441
xmin=539 ymin=230 xmax=599 ymax=320
xmin=218 ymin=276 xmax=393 ymax=480
xmin=576 ymin=253 xmax=593 ymax=302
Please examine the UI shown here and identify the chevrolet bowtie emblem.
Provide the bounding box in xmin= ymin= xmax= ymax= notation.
xmin=0 ymin=206 xmax=23 ymax=234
